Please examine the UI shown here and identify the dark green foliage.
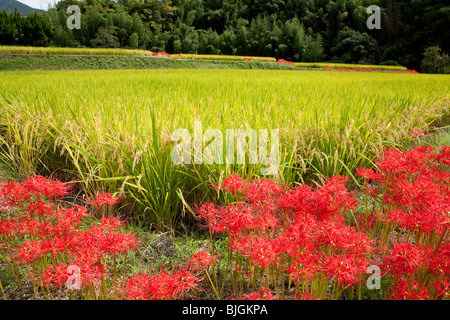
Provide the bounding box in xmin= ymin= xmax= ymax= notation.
xmin=421 ymin=46 xmax=450 ymax=74
xmin=0 ymin=9 xmax=53 ymax=46
xmin=90 ymin=26 xmax=120 ymax=48
xmin=0 ymin=0 xmax=448 ymax=71
xmin=331 ymin=27 xmax=378 ymax=64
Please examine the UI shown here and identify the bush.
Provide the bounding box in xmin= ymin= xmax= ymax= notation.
xmin=380 ymin=60 xmax=401 ymax=66
xmin=421 ymin=46 xmax=450 ymax=74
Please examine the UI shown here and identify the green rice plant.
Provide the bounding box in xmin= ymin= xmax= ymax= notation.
xmin=0 ymin=104 xmax=54 ymax=179
xmin=178 ymin=54 xmax=276 ymax=62
xmin=0 ymin=46 xmax=276 ymax=63
xmin=0 ymin=46 xmax=153 ymax=57
xmin=294 ymin=62 xmax=407 ymax=71
xmin=0 ymin=69 xmax=448 ymax=229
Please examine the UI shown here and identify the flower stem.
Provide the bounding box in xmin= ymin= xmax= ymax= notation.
xmin=0 ymin=278 xmax=7 ymax=300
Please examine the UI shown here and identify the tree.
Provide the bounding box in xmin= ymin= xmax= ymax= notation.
xmin=129 ymin=32 xmax=139 ymax=48
xmin=331 ymin=27 xmax=379 ymax=64
xmin=421 ymin=46 xmax=450 ymax=74
xmin=90 ymin=26 xmax=120 ymax=48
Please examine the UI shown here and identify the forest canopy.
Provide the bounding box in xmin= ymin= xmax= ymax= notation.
xmin=0 ymin=0 xmax=449 ymax=70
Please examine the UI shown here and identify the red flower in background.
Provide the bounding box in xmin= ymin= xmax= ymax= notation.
xmin=188 ymin=250 xmax=213 ymax=272
xmin=410 ymin=129 xmax=428 ymax=137
xmin=242 ymin=287 xmax=275 ymax=300
xmin=86 ymin=193 xmax=120 ymax=208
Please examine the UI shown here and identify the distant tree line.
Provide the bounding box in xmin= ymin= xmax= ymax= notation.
xmin=0 ymin=0 xmax=449 ymax=71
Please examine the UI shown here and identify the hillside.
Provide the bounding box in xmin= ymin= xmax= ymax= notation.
xmin=0 ymin=0 xmax=42 ymax=14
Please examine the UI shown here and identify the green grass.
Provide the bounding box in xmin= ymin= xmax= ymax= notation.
xmin=0 ymin=69 xmax=449 ymax=229
xmin=0 ymin=55 xmax=295 ymax=71
xmin=1 ymin=46 xmax=408 ymax=71
xmin=294 ymin=62 xmax=408 ymax=71
xmin=0 ymin=46 xmax=276 ymax=62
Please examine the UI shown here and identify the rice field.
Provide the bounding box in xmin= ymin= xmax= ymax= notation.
xmin=1 ymin=46 xmax=410 ymax=70
xmin=0 ymin=46 xmax=275 ymax=62
xmin=0 ymin=69 xmax=449 ymax=228
xmin=0 ymin=45 xmax=154 ymax=57
xmin=294 ymin=62 xmax=408 ymax=71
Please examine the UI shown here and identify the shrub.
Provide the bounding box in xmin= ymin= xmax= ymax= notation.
xmin=421 ymin=46 xmax=450 ymax=74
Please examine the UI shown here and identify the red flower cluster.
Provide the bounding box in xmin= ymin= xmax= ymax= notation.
xmin=0 ymin=176 xmax=136 ymax=297
xmin=197 ymin=175 xmax=375 ymax=299
xmin=410 ymin=129 xmax=428 ymax=137
xmin=152 ymin=51 xmax=171 ymax=58
xmin=276 ymin=59 xmax=295 ymax=66
xmin=195 ymin=145 xmax=448 ymax=299
xmin=86 ymin=193 xmax=121 ymax=208
xmin=357 ymin=145 xmax=449 ymax=299
xmin=1 ymin=144 xmax=447 ymax=300
xmin=242 ymin=287 xmax=275 ymax=300
xmin=124 ymin=269 xmax=200 ymax=300
xmin=357 ymin=146 xmax=449 ymax=236
xmin=188 ymin=250 xmax=213 ymax=272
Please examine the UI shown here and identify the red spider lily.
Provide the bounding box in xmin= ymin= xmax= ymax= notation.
xmin=436 ymin=146 xmax=450 ymax=166
xmin=242 ymin=287 xmax=275 ymax=300
xmin=276 ymin=59 xmax=295 ymax=66
xmin=42 ymin=263 xmax=71 ymax=288
xmin=188 ymin=250 xmax=213 ymax=272
xmin=221 ymin=204 xmax=256 ymax=234
xmin=426 ymin=243 xmax=450 ymax=275
xmin=410 ymin=129 xmax=428 ymax=137
xmin=221 ymin=174 xmax=246 ymax=195
xmin=18 ymin=218 xmax=39 ymax=237
xmin=125 ymin=273 xmax=151 ymax=300
xmin=244 ymin=178 xmax=285 ymax=205
xmin=432 ymin=276 xmax=450 ymax=298
xmin=324 ymin=253 xmax=368 ymax=286
xmin=389 ymin=277 xmax=429 ymax=300
xmin=254 ymin=208 xmax=278 ymax=232
xmin=17 ymin=239 xmax=43 ymax=264
xmin=356 ymin=167 xmax=380 ymax=183
xmin=287 ymin=252 xmax=320 ymax=283
xmin=172 ymin=268 xmax=201 ymax=298
xmin=25 ymin=175 xmax=72 ymax=200
xmin=381 ymin=243 xmax=430 ymax=276
xmin=359 ymin=146 xmax=449 ymax=238
xmin=86 ymin=193 xmax=121 ymax=208
xmin=99 ymin=216 xmax=127 ymax=232
xmin=197 ymin=203 xmax=258 ymax=234
xmin=316 ymin=218 xmax=374 ymax=254
xmin=101 ymin=232 xmax=137 ymax=255
xmin=294 ymin=291 xmax=319 ymax=300
xmin=0 ymin=176 xmax=138 ymax=299
xmin=152 ymin=51 xmax=171 ymax=58
xmin=27 ymin=200 xmax=55 ymax=218
xmin=237 ymin=235 xmax=280 ymax=269
xmin=277 ymin=176 xmax=356 ymax=221
xmin=125 ymin=269 xmax=200 ymax=300
xmin=1 ymin=181 xmax=32 ymax=206
xmin=0 ymin=218 xmax=18 ymax=238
